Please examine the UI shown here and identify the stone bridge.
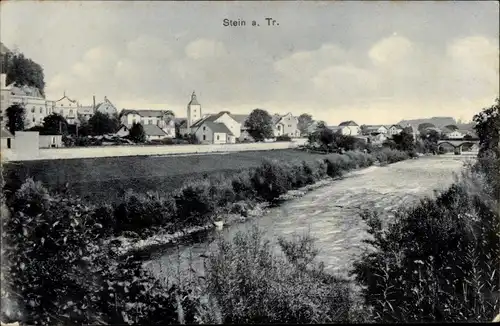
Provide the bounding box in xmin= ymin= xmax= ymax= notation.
xmin=437 ymin=139 xmax=479 ymax=154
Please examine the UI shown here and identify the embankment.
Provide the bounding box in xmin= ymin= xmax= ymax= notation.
xmin=1 ymin=138 xmax=308 ymax=161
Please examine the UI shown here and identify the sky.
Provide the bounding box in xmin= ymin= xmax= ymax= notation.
xmin=1 ymin=1 xmax=498 ymax=125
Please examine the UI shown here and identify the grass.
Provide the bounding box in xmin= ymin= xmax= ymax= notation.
xmin=2 ymin=150 xmax=330 ymax=204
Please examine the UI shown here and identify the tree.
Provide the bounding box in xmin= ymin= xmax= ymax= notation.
xmin=244 ymin=109 xmax=274 ymax=141
xmin=444 ymin=124 xmax=459 ymax=131
xmin=2 ymin=51 xmax=45 ymax=97
xmin=297 ymin=113 xmax=313 ymax=136
xmin=393 ymin=130 xmax=415 ymax=152
xmin=473 ymin=97 xmax=500 ymax=158
xmin=360 ymin=125 xmax=369 ymax=135
xmin=129 ymin=122 xmax=146 ymax=143
xmin=417 ymin=123 xmax=436 ymax=132
xmin=88 ymin=111 xmax=119 ymax=135
xmin=5 ymin=104 xmax=26 ymax=135
xmin=42 ymin=113 xmax=68 ymax=135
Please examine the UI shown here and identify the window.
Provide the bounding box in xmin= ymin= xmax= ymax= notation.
xmin=203 ymin=135 xmax=206 ymax=140
xmin=133 ymin=119 xmax=137 ymax=124
xmin=288 ymin=124 xmax=291 ymax=127
xmin=32 ymin=117 xmax=35 ymax=122
xmin=31 ymin=107 xmax=35 ymax=113
xmin=69 ymin=109 xmax=73 ymax=115
xmin=148 ymin=120 xmax=152 ymax=125
xmin=203 ymin=126 xmax=206 ymax=131
xmin=216 ymin=135 xmax=220 ymax=140
xmin=40 ymin=107 xmax=43 ymax=113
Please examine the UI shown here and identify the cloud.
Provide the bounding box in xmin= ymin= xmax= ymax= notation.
xmin=368 ymin=35 xmax=413 ymax=65
xmin=127 ymin=35 xmax=173 ymax=60
xmin=185 ymin=38 xmax=228 ymax=60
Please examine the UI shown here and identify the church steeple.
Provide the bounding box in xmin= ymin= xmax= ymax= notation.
xmin=188 ymin=91 xmax=200 ymax=106
xmin=187 ymin=90 xmax=202 ymax=131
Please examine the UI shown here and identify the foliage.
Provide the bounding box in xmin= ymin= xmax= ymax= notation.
xmin=5 ymin=104 xmax=26 ymax=135
xmin=473 ymin=97 xmax=499 ymax=158
xmin=353 ymin=102 xmax=500 ymax=323
xmin=2 ymin=51 xmax=45 ymax=97
xmin=417 ymin=122 xmax=436 ymax=131
xmin=275 ymin=135 xmax=291 ymax=142
xmin=444 ymin=124 xmax=458 ymax=131
xmin=42 ymin=113 xmax=68 ymax=136
xmin=88 ymin=111 xmax=120 ymax=136
xmin=128 ymin=122 xmax=146 ymax=143
xmin=203 ymin=226 xmax=353 ymax=323
xmin=419 ymin=129 xmax=441 ymax=154
xmin=244 ymin=109 xmax=274 ymax=141
xmin=297 ymin=113 xmax=313 ymax=135
xmin=392 ymin=130 xmax=415 ymax=152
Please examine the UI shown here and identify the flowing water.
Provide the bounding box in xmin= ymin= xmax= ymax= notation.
xmin=145 ymin=156 xmax=474 ymax=280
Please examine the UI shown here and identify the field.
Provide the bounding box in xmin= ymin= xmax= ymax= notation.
xmin=3 ymin=149 xmax=329 ymax=204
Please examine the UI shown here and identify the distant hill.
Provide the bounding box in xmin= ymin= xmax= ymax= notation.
xmin=398 ymin=117 xmax=457 ymax=129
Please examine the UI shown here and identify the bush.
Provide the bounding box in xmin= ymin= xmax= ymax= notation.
xmin=352 ymin=156 xmax=500 ymax=323
xmin=276 ymin=135 xmax=292 ymax=142
xmin=251 ymin=159 xmax=292 ymax=201
xmin=201 ymin=226 xmax=354 ymax=323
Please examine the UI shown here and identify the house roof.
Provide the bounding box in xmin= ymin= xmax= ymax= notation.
xmin=78 ymin=106 xmax=94 ymax=115
xmin=366 ymin=125 xmax=387 ymax=131
xmin=9 ymin=84 xmax=43 ymax=98
xmin=1 ymin=127 xmax=13 ymax=138
xmin=0 ymin=42 xmax=10 ymax=55
xmin=191 ymin=111 xmax=226 ymax=128
xmin=55 ymin=93 xmax=78 ymax=104
xmin=272 ymin=114 xmax=283 ymax=125
xmin=202 ymin=121 xmax=234 ymax=136
xmin=390 ymin=124 xmax=403 ymax=129
xmin=95 ymin=97 xmax=116 ymax=111
xmin=230 ymin=114 xmax=248 ymax=124
xmin=121 ymin=109 xmax=171 ymax=118
xmin=121 ymin=124 xmax=167 ymax=137
xmin=339 ymin=120 xmax=358 ymax=126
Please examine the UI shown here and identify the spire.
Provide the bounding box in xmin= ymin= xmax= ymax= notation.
xmin=188 ymin=90 xmax=200 ymax=106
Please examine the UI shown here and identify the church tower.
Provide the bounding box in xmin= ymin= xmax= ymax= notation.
xmin=187 ymin=91 xmax=201 ymax=131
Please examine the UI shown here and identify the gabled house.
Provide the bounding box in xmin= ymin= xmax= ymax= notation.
xmin=365 ymin=125 xmax=388 ymax=135
xmin=444 ymin=129 xmax=465 ymax=139
xmin=388 ymin=124 xmax=404 ymax=137
xmin=95 ymin=96 xmax=118 ymax=116
xmin=119 ymin=109 xmax=175 ymax=137
xmin=1 ymin=127 xmax=13 ymax=150
xmin=193 ymin=120 xmax=235 ymax=144
xmin=54 ymin=93 xmax=81 ymax=125
xmin=190 ymin=111 xmax=241 ymax=142
xmin=272 ymin=112 xmax=300 ymax=138
xmin=338 ymin=120 xmax=360 ymax=136
xmin=116 ymin=123 xmax=169 ymax=141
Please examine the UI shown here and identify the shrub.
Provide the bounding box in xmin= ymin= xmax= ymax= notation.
xmin=352 ymin=156 xmax=500 ymax=323
xmin=202 ymin=226 xmax=354 ymax=323
xmin=276 ymin=135 xmax=292 ymax=142
xmin=174 ymin=179 xmax=217 ymax=226
xmin=251 ymin=159 xmax=292 ymax=201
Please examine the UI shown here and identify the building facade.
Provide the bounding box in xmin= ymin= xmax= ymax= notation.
xmin=338 ymin=121 xmax=360 ymax=136
xmin=273 ymin=113 xmax=300 ymax=138
xmin=1 ymin=74 xmax=55 ymax=128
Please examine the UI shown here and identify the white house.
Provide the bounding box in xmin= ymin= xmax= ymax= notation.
xmin=370 ymin=133 xmax=388 ymax=145
xmin=365 ymin=125 xmax=388 ymax=135
xmin=0 ymin=127 xmax=13 ymax=150
xmin=272 ymin=113 xmax=300 ymax=138
xmin=190 ymin=111 xmax=241 ymax=140
xmin=388 ymin=124 xmax=404 ymax=137
xmin=1 ymin=73 xmax=55 ymax=128
xmin=117 ymin=123 xmax=169 ymax=141
xmin=445 ymin=130 xmax=465 ymax=139
xmin=54 ymin=93 xmax=81 ymax=125
xmin=338 ymin=121 xmax=360 ymax=136
xmin=328 ymin=125 xmax=351 ymax=135
xmin=119 ymin=109 xmax=175 ymax=137
xmin=95 ymin=96 xmax=118 ymax=116
xmin=193 ymin=120 xmax=235 ymax=144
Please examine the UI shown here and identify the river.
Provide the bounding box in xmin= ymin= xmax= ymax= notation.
xmin=145 ymin=155 xmax=474 ymax=282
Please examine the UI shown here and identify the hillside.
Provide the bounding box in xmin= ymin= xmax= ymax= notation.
xmin=398 ymin=117 xmax=457 ymax=129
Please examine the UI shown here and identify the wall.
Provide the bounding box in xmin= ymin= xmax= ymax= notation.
xmin=214 ymin=113 xmax=241 ymax=138
xmin=213 ymin=132 xmax=225 ymax=144
xmin=11 ymin=131 xmax=40 ymax=160
xmin=39 ymin=135 xmax=63 ymax=148
xmin=3 ymin=138 xmax=309 ymax=161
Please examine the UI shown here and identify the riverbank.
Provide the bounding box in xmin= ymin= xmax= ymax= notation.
xmin=109 ymin=159 xmax=404 ymax=260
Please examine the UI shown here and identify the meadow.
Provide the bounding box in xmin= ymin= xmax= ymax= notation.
xmin=2 ymin=149 xmax=329 ymax=204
